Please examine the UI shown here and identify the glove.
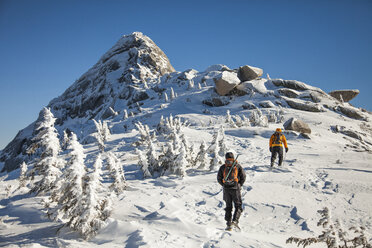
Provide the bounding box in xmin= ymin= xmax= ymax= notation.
xmin=269 ymin=147 xmax=272 ymax=152
xmin=285 ymin=147 xmax=288 ymax=153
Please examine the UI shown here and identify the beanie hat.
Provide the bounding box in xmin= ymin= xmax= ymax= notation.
xmin=225 ymin=152 xmax=234 ymax=159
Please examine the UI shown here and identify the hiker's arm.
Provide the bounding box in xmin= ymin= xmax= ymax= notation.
xmin=217 ymin=166 xmax=224 ymax=186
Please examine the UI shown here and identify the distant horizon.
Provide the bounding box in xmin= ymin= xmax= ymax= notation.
xmin=1 ymin=0 xmax=371 ymax=150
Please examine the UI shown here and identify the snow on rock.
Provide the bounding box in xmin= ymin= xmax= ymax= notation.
xmin=213 ymin=71 xmax=240 ymax=96
xmin=1 ymin=32 xmax=372 ymax=248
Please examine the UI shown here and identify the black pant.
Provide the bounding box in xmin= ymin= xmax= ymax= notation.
xmin=223 ymin=187 xmax=242 ymax=224
xmin=271 ymin=146 xmax=284 ymax=166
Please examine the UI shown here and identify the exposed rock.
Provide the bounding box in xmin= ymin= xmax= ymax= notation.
xmin=48 ymin=32 xmax=174 ymax=121
xmin=259 ymin=100 xmax=275 ymax=108
xmin=272 ymin=79 xmax=325 ymax=94
xmin=277 ymin=88 xmax=300 ymax=98
xmin=329 ymin=89 xmax=360 ymax=102
xmin=202 ymin=97 xmax=230 ymax=107
xmin=205 ymin=64 xmax=232 ymax=73
xmin=284 ymin=118 xmax=311 ymax=134
xmin=242 ymin=102 xmax=257 ymax=110
xmin=237 ymin=65 xmax=263 ymax=81
xmin=285 ymin=99 xmax=325 ymax=112
xmin=331 ymin=125 xmax=363 ymax=140
xmin=337 ymin=105 xmax=366 ymax=121
xmin=214 ymin=71 xmax=240 ymax=96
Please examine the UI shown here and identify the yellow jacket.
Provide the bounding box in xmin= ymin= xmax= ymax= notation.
xmin=269 ymin=132 xmax=288 ymax=148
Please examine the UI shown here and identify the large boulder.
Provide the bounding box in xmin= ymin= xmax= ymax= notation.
xmin=284 ymin=118 xmax=311 ymax=134
xmin=237 ymin=65 xmax=263 ymax=82
xmin=328 ymin=89 xmax=360 ymax=102
xmin=214 ymin=71 xmax=240 ymax=96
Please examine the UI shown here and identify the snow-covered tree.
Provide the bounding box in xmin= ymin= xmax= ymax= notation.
xmin=106 ymin=152 xmax=127 ymax=194
xmin=93 ymin=119 xmax=111 ymax=151
xmin=188 ymin=79 xmax=194 ymax=90
xmin=29 ymin=107 xmax=63 ymax=195
xmin=75 ymin=154 xmax=112 ymax=239
xmin=18 ymin=162 xmax=28 ymax=188
xmin=170 ymin=87 xmax=176 ymax=100
xmin=198 ymin=83 xmax=202 ymax=89
xmin=123 ymin=109 xmax=129 ymax=119
xmin=49 ymin=132 xmax=86 ymax=226
xmin=158 ymin=141 xmax=176 ymax=175
xmin=208 ymin=129 xmax=223 ymax=171
xmin=225 ymin=110 xmax=237 ymax=128
xmin=164 ymin=92 xmax=169 ymax=102
xmin=218 ymin=126 xmax=228 ymax=158
xmin=173 ymin=143 xmax=188 ymax=177
xmin=146 ymin=140 xmax=159 ymax=171
xmin=287 ymin=207 xmax=372 ymax=248
xmin=195 ymin=141 xmax=209 ymax=170
xmin=137 ymin=149 xmax=152 ymax=178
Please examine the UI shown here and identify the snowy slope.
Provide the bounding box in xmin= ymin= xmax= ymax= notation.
xmin=1 ymin=32 xmax=372 ymax=247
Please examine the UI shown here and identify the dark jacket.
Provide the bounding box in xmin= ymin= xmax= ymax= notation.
xmin=217 ymin=162 xmax=246 ymax=190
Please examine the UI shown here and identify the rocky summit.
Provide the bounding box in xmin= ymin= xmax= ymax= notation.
xmin=1 ymin=32 xmax=371 ymax=173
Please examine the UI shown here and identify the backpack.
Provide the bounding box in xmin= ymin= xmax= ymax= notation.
xmin=223 ymin=162 xmax=238 ymax=187
xmin=272 ymin=132 xmax=283 ymax=145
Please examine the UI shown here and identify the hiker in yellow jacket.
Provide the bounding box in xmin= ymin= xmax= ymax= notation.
xmin=269 ymin=128 xmax=288 ymax=167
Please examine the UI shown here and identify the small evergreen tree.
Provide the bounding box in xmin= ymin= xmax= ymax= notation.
xmin=137 ymin=149 xmax=152 ymax=178
xmin=50 ymin=132 xmax=86 ymax=226
xmin=195 ymin=141 xmax=209 ymax=170
xmin=18 ymin=162 xmax=28 ymax=188
xmin=170 ymin=87 xmax=176 ymax=100
xmin=106 ymin=152 xmax=127 ymax=194
xmin=173 ymin=143 xmax=188 ymax=177
xmin=29 ymin=107 xmax=63 ymax=195
xmin=75 ymin=154 xmax=112 ymax=239
xmin=218 ymin=126 xmax=228 ymax=158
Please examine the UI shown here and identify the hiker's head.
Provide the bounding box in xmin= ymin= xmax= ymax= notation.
xmin=276 ymin=128 xmax=282 ymax=133
xmin=225 ymin=152 xmax=234 ymax=159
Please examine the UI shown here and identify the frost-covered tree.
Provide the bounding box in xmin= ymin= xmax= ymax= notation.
xmin=180 ymin=133 xmax=194 ymax=166
xmin=188 ymin=79 xmax=194 ymax=90
xmin=164 ymin=92 xmax=169 ymax=102
xmin=218 ymin=126 xmax=228 ymax=158
xmin=158 ymin=140 xmax=176 ymax=175
xmin=173 ymin=143 xmax=188 ymax=177
xmin=137 ymin=149 xmax=152 ymax=178
xmin=93 ymin=119 xmax=111 ymax=151
xmin=29 ymin=107 xmax=63 ymax=195
xmin=208 ymin=129 xmax=223 ymax=171
xmin=287 ymin=207 xmax=372 ymax=248
xmin=106 ymin=152 xmax=127 ymax=194
xmin=75 ymin=154 xmax=112 ymax=239
xmin=134 ymin=121 xmax=152 ymax=146
xmin=170 ymin=87 xmax=176 ymax=100
xmin=18 ymin=162 xmax=28 ymax=188
xmin=225 ymin=110 xmax=238 ymax=128
xmin=123 ymin=109 xmax=129 ymax=119
xmin=49 ymin=132 xmax=86 ymax=227
xmin=146 ymin=140 xmax=159 ymax=171
xmin=195 ymin=141 xmax=209 ymax=170
xmin=198 ymin=83 xmax=202 ymax=89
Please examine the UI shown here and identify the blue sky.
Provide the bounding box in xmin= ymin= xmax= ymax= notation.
xmin=0 ymin=0 xmax=371 ymax=149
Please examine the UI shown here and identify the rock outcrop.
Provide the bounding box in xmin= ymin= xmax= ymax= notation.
xmin=214 ymin=71 xmax=240 ymax=96
xmin=237 ymin=65 xmax=263 ymax=81
xmin=285 ymin=98 xmax=325 ymax=112
xmin=329 ymin=89 xmax=360 ymax=102
xmin=284 ymin=118 xmax=311 ymax=134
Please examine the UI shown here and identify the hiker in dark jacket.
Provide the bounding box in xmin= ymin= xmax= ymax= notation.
xmin=217 ymin=152 xmax=246 ymax=230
